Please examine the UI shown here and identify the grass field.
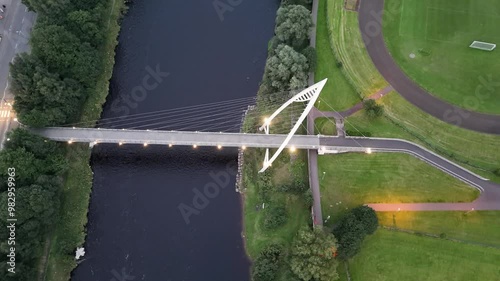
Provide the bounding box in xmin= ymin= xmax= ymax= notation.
xmin=314 ymin=0 xmax=359 ymax=112
xmin=326 ymin=0 xmax=388 ymax=96
xmin=344 ymin=92 xmax=500 ymax=183
xmin=378 ymin=211 xmax=500 ymax=246
xmin=318 ymin=153 xmax=479 ymax=221
xmin=346 ymin=229 xmax=500 ymax=281
xmin=384 ymin=0 xmax=500 ymax=114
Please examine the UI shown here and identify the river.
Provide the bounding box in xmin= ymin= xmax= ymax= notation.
xmin=71 ymin=0 xmax=278 ymax=280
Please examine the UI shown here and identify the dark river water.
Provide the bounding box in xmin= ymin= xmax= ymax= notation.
xmin=72 ymin=1 xmax=278 ymax=280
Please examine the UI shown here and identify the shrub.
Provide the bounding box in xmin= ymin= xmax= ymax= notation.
xmin=345 ymin=130 xmax=372 ymax=137
xmin=351 ymin=205 xmax=378 ymax=235
xmin=263 ymin=201 xmax=288 ymax=230
xmin=301 ymin=46 xmax=317 ymax=72
xmin=252 ymin=244 xmax=283 ymax=281
xmin=363 ymin=99 xmax=384 ymax=119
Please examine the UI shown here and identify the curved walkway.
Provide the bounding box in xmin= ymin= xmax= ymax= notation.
xmin=358 ymin=0 xmax=500 ymax=135
xmin=309 ymin=108 xmax=500 ymax=212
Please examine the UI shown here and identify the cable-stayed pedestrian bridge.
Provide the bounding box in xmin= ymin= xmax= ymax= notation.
xmin=29 ymin=127 xmax=323 ymax=149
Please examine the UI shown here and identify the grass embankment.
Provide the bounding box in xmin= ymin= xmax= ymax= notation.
xmin=383 ymin=0 xmax=500 ymax=114
xmin=318 ymin=153 xmax=479 ymax=221
xmin=314 ymin=0 xmax=358 ymax=112
xmin=377 ymin=211 xmax=500 ymax=247
xmin=325 ymin=0 xmax=388 ymax=96
xmin=346 ymin=229 xmax=500 ymax=281
xmin=243 ymin=149 xmax=310 ymax=279
xmin=43 ymin=1 xmax=127 ymax=280
xmin=345 ymin=92 xmax=500 ymax=182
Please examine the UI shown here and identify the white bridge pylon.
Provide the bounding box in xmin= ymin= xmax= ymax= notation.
xmin=258 ymin=79 xmax=327 ymax=173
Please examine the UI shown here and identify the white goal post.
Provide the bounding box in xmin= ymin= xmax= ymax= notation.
xmin=469 ymin=41 xmax=496 ymax=51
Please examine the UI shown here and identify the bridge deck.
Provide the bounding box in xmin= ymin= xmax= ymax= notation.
xmin=29 ymin=127 xmax=323 ymax=149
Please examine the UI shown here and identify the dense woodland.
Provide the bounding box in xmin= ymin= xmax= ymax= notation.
xmin=0 ymin=0 xmax=117 ymax=279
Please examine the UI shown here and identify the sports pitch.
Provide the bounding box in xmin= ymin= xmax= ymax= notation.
xmin=383 ymin=0 xmax=500 ymax=114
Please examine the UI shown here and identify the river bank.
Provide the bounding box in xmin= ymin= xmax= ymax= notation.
xmin=42 ymin=1 xmax=127 ymax=280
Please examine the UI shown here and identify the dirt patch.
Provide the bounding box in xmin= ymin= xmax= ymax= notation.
xmin=344 ymin=0 xmax=360 ymax=11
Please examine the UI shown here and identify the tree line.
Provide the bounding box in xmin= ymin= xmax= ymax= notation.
xmin=0 ymin=0 xmax=119 ymax=279
xmin=0 ymin=129 xmax=67 ymax=280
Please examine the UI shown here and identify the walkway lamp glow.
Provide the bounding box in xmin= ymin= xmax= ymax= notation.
xmin=169 ymin=144 xmax=173 ymax=147
xmin=290 ymin=146 xmax=296 ymax=152
xmin=68 ymin=140 xmax=73 ymax=144
xmin=13 ymin=118 xmax=17 ymax=122
xmin=217 ymin=145 xmax=222 ymax=150
xmin=366 ymin=148 xmax=372 ymax=154
xmin=119 ymin=142 xmax=123 ymax=146
xmin=242 ymin=145 xmax=246 ymax=150
xmin=193 ymin=144 xmax=197 ymax=148
xmin=143 ymin=143 xmax=148 ymax=147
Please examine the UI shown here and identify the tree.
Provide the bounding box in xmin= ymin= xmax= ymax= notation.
xmin=351 ymin=205 xmax=378 ymax=235
xmin=31 ymin=24 xmax=100 ymax=85
xmin=289 ymin=227 xmax=339 ymax=281
xmin=0 ymin=148 xmax=44 ymax=183
xmin=363 ymin=99 xmax=384 ymax=118
xmin=264 ymin=44 xmax=309 ymax=92
xmin=252 ymin=244 xmax=283 ymax=281
xmin=275 ymin=5 xmax=313 ymax=48
xmin=67 ymin=9 xmax=104 ymax=46
xmin=4 ymin=129 xmax=63 ymax=159
xmin=22 ymin=0 xmax=72 ymax=18
xmin=333 ymin=213 xmax=365 ymax=260
xmin=10 ymin=53 xmax=85 ymax=126
xmin=301 ymin=46 xmax=317 ymax=72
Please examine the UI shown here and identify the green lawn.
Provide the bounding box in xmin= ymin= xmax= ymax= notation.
xmin=314 ymin=0 xmax=359 ymax=112
xmin=384 ymin=0 xmax=500 ymax=114
xmin=345 ymin=92 xmax=500 ymax=182
xmin=325 ymin=0 xmax=388 ymax=96
xmin=318 ymin=153 xmax=479 ymax=221
xmin=378 ymin=211 xmax=500 ymax=246
xmin=347 ymin=229 xmax=500 ymax=281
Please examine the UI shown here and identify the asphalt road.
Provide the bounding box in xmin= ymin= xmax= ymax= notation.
xmin=358 ymin=0 xmax=500 ymax=135
xmin=0 ymin=0 xmax=36 ymax=148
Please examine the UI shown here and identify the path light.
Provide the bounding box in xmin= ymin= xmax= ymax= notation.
xmin=290 ymin=146 xmax=296 ymax=152
xmin=119 ymin=142 xmax=123 ymax=146
xmin=193 ymin=144 xmax=197 ymax=148
xmin=217 ymin=145 xmax=222 ymax=150
xmin=366 ymin=148 xmax=372 ymax=154
xmin=242 ymin=145 xmax=246 ymax=150
xmin=143 ymin=143 xmax=148 ymax=147
xmin=13 ymin=118 xmax=18 ymax=122
xmin=68 ymin=140 xmax=73 ymax=144
xmin=93 ymin=141 xmax=98 ymax=145
xmin=169 ymin=144 xmax=173 ymax=147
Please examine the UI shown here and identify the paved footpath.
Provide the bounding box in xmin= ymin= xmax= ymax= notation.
xmin=358 ymin=0 xmax=500 ymax=135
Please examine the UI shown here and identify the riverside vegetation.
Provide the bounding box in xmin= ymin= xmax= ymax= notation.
xmin=0 ymin=0 xmax=127 ymax=280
